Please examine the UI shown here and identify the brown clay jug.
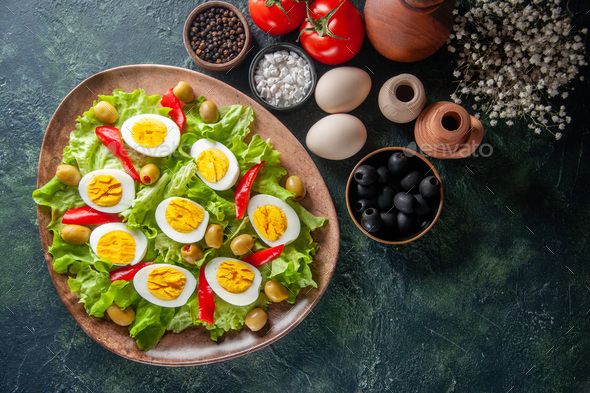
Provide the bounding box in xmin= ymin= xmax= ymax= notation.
xmin=364 ymin=0 xmax=455 ymax=63
xmin=414 ymin=101 xmax=484 ymax=159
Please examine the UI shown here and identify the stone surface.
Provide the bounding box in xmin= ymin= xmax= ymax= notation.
xmin=1 ymin=0 xmax=589 ymax=392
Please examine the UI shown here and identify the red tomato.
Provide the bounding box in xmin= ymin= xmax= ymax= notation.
xmin=248 ymin=0 xmax=307 ymax=36
xmin=299 ymin=0 xmax=364 ymax=65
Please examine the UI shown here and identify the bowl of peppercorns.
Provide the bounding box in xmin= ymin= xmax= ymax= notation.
xmin=183 ymin=1 xmax=252 ymax=72
xmin=345 ymin=147 xmax=444 ymax=245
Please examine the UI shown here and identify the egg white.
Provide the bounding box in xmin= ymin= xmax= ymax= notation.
xmin=78 ymin=169 xmax=135 ymax=213
xmin=121 ymin=114 xmax=181 ymax=157
xmin=190 ymin=139 xmax=240 ymax=191
xmin=204 ymin=257 xmax=262 ymax=307
xmin=133 ymin=263 xmax=197 ymax=308
xmin=155 ymin=197 xmax=209 ymax=244
xmin=247 ymin=194 xmax=301 ymax=247
xmin=89 ymin=223 xmax=147 ymax=266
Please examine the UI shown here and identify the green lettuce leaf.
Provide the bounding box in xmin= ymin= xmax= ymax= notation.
xmin=130 ymin=299 xmax=176 ymax=351
xmin=49 ymin=231 xmax=98 ymax=274
xmin=89 ymin=280 xmax=140 ymax=318
xmin=121 ymin=172 xmax=171 ymax=238
xmin=67 ymin=266 xmax=111 ymax=312
xmin=206 ymin=295 xmax=267 ymax=341
xmin=32 ymin=178 xmax=83 ymax=227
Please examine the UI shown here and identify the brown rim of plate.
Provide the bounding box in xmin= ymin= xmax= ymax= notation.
xmin=345 ymin=147 xmax=444 ymax=245
xmin=35 ymin=64 xmax=339 ymax=366
xmin=183 ymin=1 xmax=253 ymax=72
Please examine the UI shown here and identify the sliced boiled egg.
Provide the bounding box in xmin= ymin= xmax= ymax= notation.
xmin=133 ymin=263 xmax=197 ymax=308
xmin=247 ymin=194 xmax=301 ymax=247
xmin=190 ymin=139 xmax=240 ymax=191
xmin=89 ymin=223 xmax=147 ymax=266
xmin=121 ymin=114 xmax=180 ymax=157
xmin=204 ymin=257 xmax=262 ymax=306
xmin=78 ymin=169 xmax=135 ymax=213
xmin=155 ymin=197 xmax=209 ymax=243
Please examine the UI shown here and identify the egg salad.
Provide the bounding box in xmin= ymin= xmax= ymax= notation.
xmin=33 ymin=86 xmax=327 ymax=351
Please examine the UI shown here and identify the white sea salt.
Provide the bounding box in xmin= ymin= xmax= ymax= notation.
xmin=254 ymin=50 xmax=312 ymax=108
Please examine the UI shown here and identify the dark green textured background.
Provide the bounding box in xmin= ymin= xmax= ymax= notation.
xmin=1 ymin=0 xmax=590 ymax=392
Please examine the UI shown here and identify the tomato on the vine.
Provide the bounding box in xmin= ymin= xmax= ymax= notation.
xmin=298 ymin=0 xmax=364 ymax=65
xmin=248 ymin=0 xmax=308 ymax=36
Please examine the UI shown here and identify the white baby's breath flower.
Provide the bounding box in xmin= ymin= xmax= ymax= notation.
xmin=447 ymin=0 xmax=586 ymax=138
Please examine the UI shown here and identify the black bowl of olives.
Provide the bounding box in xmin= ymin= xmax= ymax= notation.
xmin=345 ymin=147 xmax=443 ymax=245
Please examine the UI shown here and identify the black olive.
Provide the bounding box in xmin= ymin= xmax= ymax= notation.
xmin=354 ymin=165 xmax=378 ymax=186
xmin=361 ymin=208 xmax=382 ymax=233
xmin=420 ymin=176 xmax=441 ymax=198
xmin=414 ymin=194 xmax=431 ymax=216
xmin=377 ymin=186 xmax=395 ymax=211
xmin=354 ymin=198 xmax=376 ymax=215
xmin=393 ymin=192 xmax=415 ymax=214
xmin=397 ymin=211 xmax=415 ymax=235
xmin=387 ymin=152 xmax=409 ymax=176
xmin=356 ymin=183 xmax=379 ymax=198
xmin=376 ymin=166 xmax=392 ymax=184
xmin=400 ymin=170 xmax=422 ymax=191
xmin=380 ymin=211 xmax=397 ymax=229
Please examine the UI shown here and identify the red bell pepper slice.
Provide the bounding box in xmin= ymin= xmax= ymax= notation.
xmin=234 ymin=161 xmax=265 ymax=220
xmin=62 ymin=206 xmax=121 ymax=225
xmin=243 ymin=244 xmax=285 ymax=267
xmin=198 ymin=267 xmax=215 ymax=324
xmin=161 ymin=88 xmax=186 ymax=132
xmin=109 ymin=262 xmax=153 ymax=282
xmin=95 ymin=126 xmax=141 ymax=182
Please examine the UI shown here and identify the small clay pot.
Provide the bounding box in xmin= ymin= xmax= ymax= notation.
xmin=414 ymin=101 xmax=484 ymax=159
xmin=378 ymin=74 xmax=426 ymax=123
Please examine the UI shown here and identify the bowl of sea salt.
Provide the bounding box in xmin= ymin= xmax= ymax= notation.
xmin=249 ymin=43 xmax=317 ymax=111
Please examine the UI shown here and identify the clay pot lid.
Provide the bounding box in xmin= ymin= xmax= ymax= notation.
xmin=415 ymin=101 xmax=484 ymax=159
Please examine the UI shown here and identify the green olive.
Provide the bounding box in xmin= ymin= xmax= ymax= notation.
xmin=264 ymin=280 xmax=289 ymax=303
xmin=245 ymin=308 xmax=268 ymax=332
xmin=285 ymin=175 xmax=306 ymax=200
xmin=181 ymin=243 xmax=203 ymax=265
xmin=60 ymin=224 xmax=91 ymax=245
xmin=139 ymin=163 xmax=160 ymax=185
xmin=55 ymin=164 xmax=81 ymax=186
xmin=199 ymin=100 xmax=219 ymax=124
xmin=106 ymin=304 xmax=135 ymax=326
xmin=94 ymin=101 xmax=119 ymax=124
xmin=173 ymin=81 xmax=195 ymax=103
xmin=205 ymin=224 xmax=223 ymax=249
xmin=230 ymin=234 xmax=254 ymax=256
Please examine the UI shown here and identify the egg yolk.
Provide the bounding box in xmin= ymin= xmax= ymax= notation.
xmin=252 ymin=205 xmax=288 ymax=242
xmin=87 ymin=175 xmax=122 ymax=207
xmin=96 ymin=230 xmax=136 ymax=264
xmin=131 ymin=118 xmax=168 ymax=148
xmin=165 ymin=198 xmax=204 ymax=233
xmin=216 ymin=260 xmax=255 ymax=293
xmin=196 ymin=148 xmax=229 ymax=183
xmin=147 ymin=266 xmax=186 ymax=300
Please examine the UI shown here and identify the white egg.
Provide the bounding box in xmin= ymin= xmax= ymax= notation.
xmin=204 ymin=257 xmax=262 ymax=306
xmin=190 ymin=139 xmax=240 ymax=191
xmin=133 ymin=263 xmax=197 ymax=308
xmin=247 ymin=194 xmax=301 ymax=247
xmin=78 ymin=169 xmax=135 ymax=213
xmin=155 ymin=197 xmax=209 ymax=244
xmin=89 ymin=223 xmax=147 ymax=266
xmin=121 ymin=114 xmax=181 ymax=157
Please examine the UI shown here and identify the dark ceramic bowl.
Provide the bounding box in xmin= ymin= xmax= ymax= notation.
xmin=345 ymin=147 xmax=444 ymax=245
xmin=248 ymin=43 xmax=317 ymax=112
xmin=183 ymin=1 xmax=252 ymax=72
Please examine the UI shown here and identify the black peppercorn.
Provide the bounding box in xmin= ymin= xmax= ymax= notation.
xmin=188 ymin=7 xmax=246 ymax=64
